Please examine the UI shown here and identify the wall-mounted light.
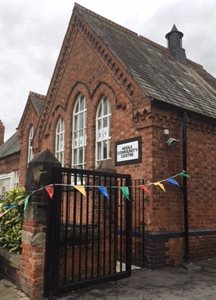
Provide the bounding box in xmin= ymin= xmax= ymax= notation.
xmin=166 ymin=137 xmax=180 ymax=147
xmin=163 ymin=128 xmax=180 ymax=147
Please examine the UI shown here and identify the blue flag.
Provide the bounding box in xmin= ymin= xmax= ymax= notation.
xmin=98 ymin=186 xmax=109 ymax=200
xmin=167 ymin=178 xmax=180 ymax=188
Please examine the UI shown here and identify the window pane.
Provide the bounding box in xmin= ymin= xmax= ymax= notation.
xmin=98 ymin=102 xmax=102 ymax=117
xmin=73 ymin=149 xmax=77 ymax=164
xmin=103 ymin=98 xmax=108 ymax=115
xmin=72 ymin=95 xmax=87 ymax=168
xmin=103 ymin=141 xmax=108 ymax=159
xmin=74 ymin=115 xmax=78 ymax=131
xmin=79 ymin=148 xmax=83 ymax=164
xmin=80 ymin=96 xmax=84 ymax=111
xmin=103 ymin=117 xmax=108 ymax=128
xmin=95 ymin=97 xmax=111 ymax=165
xmin=79 ymin=113 xmax=84 ymax=128
xmin=97 ymin=142 xmax=101 ymax=160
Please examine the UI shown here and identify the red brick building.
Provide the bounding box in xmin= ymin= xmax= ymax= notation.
xmin=1 ymin=4 xmax=216 ymax=266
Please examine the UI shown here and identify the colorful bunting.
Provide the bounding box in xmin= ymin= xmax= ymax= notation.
xmin=24 ymin=195 xmax=30 ymax=210
xmin=5 ymin=204 xmax=16 ymax=209
xmin=74 ymin=185 xmax=86 ymax=197
xmin=0 ymin=205 xmax=19 ymax=218
xmin=98 ymin=186 xmax=109 ymax=200
xmin=0 ymin=170 xmax=188 ymax=214
xmin=179 ymin=171 xmax=190 ymax=178
xmin=166 ymin=178 xmax=180 ymax=188
xmin=121 ymin=186 xmax=130 ymax=201
xmin=154 ymin=182 xmax=166 ymax=192
xmin=45 ymin=185 xmax=54 ymax=199
xmin=139 ymin=185 xmax=150 ymax=193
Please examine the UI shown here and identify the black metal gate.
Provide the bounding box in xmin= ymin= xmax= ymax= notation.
xmin=44 ymin=167 xmax=132 ymax=297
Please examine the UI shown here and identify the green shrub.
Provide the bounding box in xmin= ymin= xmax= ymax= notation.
xmin=0 ymin=187 xmax=25 ymax=253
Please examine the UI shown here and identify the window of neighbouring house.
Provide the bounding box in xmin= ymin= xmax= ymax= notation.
xmin=27 ymin=126 xmax=34 ymax=163
xmin=13 ymin=170 xmax=19 ymax=188
xmin=95 ymin=96 xmax=111 ymax=166
xmin=55 ymin=118 xmax=65 ymax=165
xmin=72 ymin=94 xmax=87 ymax=169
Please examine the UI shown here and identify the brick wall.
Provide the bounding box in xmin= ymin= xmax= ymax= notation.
xmin=0 ymin=153 xmax=20 ymax=174
xmin=18 ymin=102 xmax=41 ymax=186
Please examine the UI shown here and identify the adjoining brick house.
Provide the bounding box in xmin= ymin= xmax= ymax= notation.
xmin=0 ymin=92 xmax=45 ymax=194
xmin=1 ymin=3 xmax=216 ymax=266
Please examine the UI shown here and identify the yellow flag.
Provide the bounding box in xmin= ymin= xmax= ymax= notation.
xmin=74 ymin=185 xmax=86 ymax=197
xmin=154 ymin=182 xmax=166 ymax=192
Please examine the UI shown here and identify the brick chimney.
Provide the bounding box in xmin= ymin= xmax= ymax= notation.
xmin=0 ymin=120 xmax=5 ymax=145
xmin=165 ymin=25 xmax=187 ymax=64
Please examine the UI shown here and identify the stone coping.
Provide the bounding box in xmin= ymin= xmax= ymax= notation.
xmin=0 ymin=247 xmax=20 ymax=270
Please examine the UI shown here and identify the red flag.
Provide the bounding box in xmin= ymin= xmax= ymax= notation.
xmin=45 ymin=185 xmax=54 ymax=199
xmin=139 ymin=185 xmax=150 ymax=193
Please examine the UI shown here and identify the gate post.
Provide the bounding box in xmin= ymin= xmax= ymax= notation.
xmin=18 ymin=149 xmax=60 ymax=299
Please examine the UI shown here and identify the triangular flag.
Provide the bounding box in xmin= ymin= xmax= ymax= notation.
xmin=153 ymin=182 xmax=166 ymax=192
xmin=120 ymin=186 xmax=130 ymax=201
xmin=24 ymin=195 xmax=30 ymax=210
xmin=98 ymin=186 xmax=109 ymax=200
xmin=5 ymin=204 xmax=16 ymax=209
xmin=179 ymin=171 xmax=190 ymax=178
xmin=74 ymin=185 xmax=86 ymax=197
xmin=166 ymin=178 xmax=180 ymax=188
xmin=45 ymin=185 xmax=54 ymax=199
xmin=0 ymin=209 xmax=10 ymax=218
xmin=0 ymin=211 xmax=5 ymax=218
xmin=139 ymin=185 xmax=150 ymax=193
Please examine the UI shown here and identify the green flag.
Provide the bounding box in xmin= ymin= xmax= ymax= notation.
xmin=179 ymin=171 xmax=190 ymax=178
xmin=24 ymin=195 xmax=30 ymax=210
xmin=120 ymin=186 xmax=130 ymax=201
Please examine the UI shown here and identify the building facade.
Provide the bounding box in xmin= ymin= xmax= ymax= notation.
xmin=1 ymin=4 xmax=216 ymax=266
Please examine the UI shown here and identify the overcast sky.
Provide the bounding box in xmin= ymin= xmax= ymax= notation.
xmin=1 ymin=0 xmax=216 ymax=141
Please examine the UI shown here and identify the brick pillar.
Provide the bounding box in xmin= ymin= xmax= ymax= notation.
xmin=18 ymin=149 xmax=61 ymax=299
xmin=0 ymin=120 xmax=5 ymax=145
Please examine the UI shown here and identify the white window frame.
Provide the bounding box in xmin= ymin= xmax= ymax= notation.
xmin=55 ymin=118 xmax=65 ymax=165
xmin=13 ymin=170 xmax=19 ymax=188
xmin=27 ymin=126 xmax=34 ymax=163
xmin=95 ymin=96 xmax=111 ymax=166
xmin=72 ymin=94 xmax=87 ymax=169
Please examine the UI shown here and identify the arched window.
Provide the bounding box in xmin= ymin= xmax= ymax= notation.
xmin=72 ymin=94 xmax=87 ymax=169
xmin=27 ymin=126 xmax=34 ymax=163
xmin=55 ymin=118 xmax=65 ymax=165
xmin=95 ymin=96 xmax=111 ymax=166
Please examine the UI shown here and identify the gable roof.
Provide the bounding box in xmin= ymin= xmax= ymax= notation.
xmin=0 ymin=131 xmax=20 ymax=159
xmin=18 ymin=91 xmax=45 ymax=131
xmin=74 ymin=4 xmax=216 ymax=119
xmin=29 ymin=92 xmax=45 ymax=115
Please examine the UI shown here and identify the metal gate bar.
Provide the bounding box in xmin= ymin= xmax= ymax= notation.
xmin=44 ymin=167 xmax=132 ymax=297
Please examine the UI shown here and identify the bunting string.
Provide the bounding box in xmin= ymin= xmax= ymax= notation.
xmin=0 ymin=171 xmax=190 ymax=212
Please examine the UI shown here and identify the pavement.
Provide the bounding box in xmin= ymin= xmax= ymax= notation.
xmin=1 ymin=258 xmax=216 ymax=300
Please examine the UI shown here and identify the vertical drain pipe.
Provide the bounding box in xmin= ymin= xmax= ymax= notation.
xmin=182 ymin=111 xmax=190 ymax=263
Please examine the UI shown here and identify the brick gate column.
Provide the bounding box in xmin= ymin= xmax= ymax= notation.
xmin=18 ymin=149 xmax=60 ymax=299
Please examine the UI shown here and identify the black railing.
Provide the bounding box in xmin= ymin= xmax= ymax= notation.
xmin=44 ymin=167 xmax=132 ymax=296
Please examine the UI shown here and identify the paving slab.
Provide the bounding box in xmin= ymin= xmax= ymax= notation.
xmin=1 ymin=258 xmax=216 ymax=300
xmin=0 ymin=279 xmax=29 ymax=300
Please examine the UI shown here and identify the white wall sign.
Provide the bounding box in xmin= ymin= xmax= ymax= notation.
xmin=115 ymin=137 xmax=142 ymax=165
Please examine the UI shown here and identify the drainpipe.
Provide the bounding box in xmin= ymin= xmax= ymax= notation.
xmin=182 ymin=111 xmax=191 ymax=263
